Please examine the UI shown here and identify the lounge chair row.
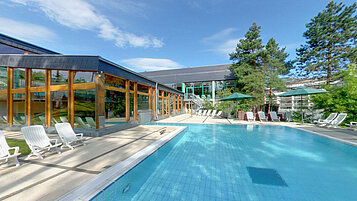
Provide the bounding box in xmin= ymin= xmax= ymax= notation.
xmin=196 ymin=109 xmax=222 ymax=118
xmin=246 ymin=111 xmax=280 ymax=122
xmin=0 ymin=123 xmax=86 ymax=168
xmin=316 ymin=113 xmax=348 ymax=128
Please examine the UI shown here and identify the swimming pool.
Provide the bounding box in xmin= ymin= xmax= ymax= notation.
xmin=91 ymin=123 xmax=357 ymax=201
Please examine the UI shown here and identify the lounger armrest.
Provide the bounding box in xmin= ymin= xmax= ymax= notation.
xmin=76 ymin=133 xmax=84 ymax=138
xmin=9 ymin=146 xmax=20 ymax=155
xmin=49 ymin=138 xmax=59 ymax=145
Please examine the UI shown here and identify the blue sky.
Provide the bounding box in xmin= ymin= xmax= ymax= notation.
xmin=0 ymin=0 xmax=355 ymax=72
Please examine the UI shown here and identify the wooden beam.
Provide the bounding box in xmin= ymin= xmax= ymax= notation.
xmin=125 ymin=80 xmax=129 ymax=123
xmin=45 ymin=69 xmax=51 ymax=127
xmin=134 ymin=82 xmax=138 ymax=121
xmin=148 ymin=88 xmax=152 ymax=110
xmin=95 ymin=73 xmax=105 ymax=129
xmin=7 ymin=67 xmax=13 ymax=125
xmin=161 ymin=91 xmax=164 ymax=117
xmin=168 ymin=92 xmax=171 ymax=116
xmin=153 ymin=88 xmax=156 ymax=118
xmin=172 ymin=94 xmax=175 ymax=115
xmin=49 ymin=85 xmax=68 ymax=91
xmin=104 ymin=86 xmax=126 ymax=93
xmin=73 ymin=83 xmax=96 ymax=90
xmin=29 ymin=86 xmax=46 ymax=93
xmin=25 ymin=69 xmax=31 ymax=125
xmin=68 ymin=71 xmax=74 ymax=127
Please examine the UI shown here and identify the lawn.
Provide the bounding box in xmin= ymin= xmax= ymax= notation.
xmin=6 ymin=139 xmax=31 ymax=156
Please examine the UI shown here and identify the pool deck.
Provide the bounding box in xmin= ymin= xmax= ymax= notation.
xmin=1 ymin=114 xmax=356 ymax=201
xmin=0 ymin=125 xmax=180 ymax=201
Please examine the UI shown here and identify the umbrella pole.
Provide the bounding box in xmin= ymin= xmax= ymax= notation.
xmin=301 ymin=95 xmax=303 ymax=124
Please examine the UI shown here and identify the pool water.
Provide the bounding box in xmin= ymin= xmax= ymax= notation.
xmin=91 ymin=123 xmax=357 ymax=201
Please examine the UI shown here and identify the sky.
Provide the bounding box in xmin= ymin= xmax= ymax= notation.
xmin=0 ymin=0 xmax=355 ymax=72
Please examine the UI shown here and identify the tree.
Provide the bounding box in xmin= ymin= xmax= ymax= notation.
xmin=296 ymin=1 xmax=357 ymax=84
xmin=263 ymin=38 xmax=291 ymax=113
xmin=229 ymin=22 xmax=265 ymax=108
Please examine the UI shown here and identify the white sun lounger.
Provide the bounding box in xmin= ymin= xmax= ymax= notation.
xmin=246 ymin=112 xmax=255 ymax=122
xmin=55 ymin=123 xmax=86 ymax=150
xmin=21 ymin=125 xmax=62 ymax=159
xmin=324 ymin=113 xmax=347 ymax=128
xmin=211 ymin=110 xmax=217 ymax=117
xmin=75 ymin=117 xmax=91 ymax=129
xmin=215 ymin=111 xmax=222 ymax=118
xmin=206 ymin=109 xmax=212 ymax=116
xmin=85 ymin=117 xmax=96 ymax=128
xmin=316 ymin=113 xmax=338 ymax=125
xmin=345 ymin=122 xmax=357 ymax=130
xmin=258 ymin=111 xmax=267 ymax=122
xmin=60 ymin=116 xmax=69 ymax=123
xmin=269 ymin=111 xmax=280 ymax=122
xmin=202 ymin=110 xmax=207 ymax=116
xmin=197 ymin=110 xmax=202 ymax=116
xmin=0 ymin=131 xmax=20 ymax=167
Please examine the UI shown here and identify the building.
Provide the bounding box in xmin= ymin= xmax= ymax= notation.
xmin=0 ymin=33 xmax=184 ymax=135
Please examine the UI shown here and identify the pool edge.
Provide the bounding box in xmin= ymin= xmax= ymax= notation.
xmin=56 ymin=126 xmax=187 ymax=201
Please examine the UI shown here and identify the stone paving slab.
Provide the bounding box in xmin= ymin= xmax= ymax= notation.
xmin=0 ymin=125 xmax=179 ymax=201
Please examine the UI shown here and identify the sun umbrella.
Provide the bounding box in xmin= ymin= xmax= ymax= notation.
xmin=220 ymin=92 xmax=254 ymax=118
xmin=278 ymin=86 xmax=328 ymax=123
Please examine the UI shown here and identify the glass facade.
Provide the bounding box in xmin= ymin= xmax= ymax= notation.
xmin=74 ymin=71 xmax=95 ymax=83
xmin=138 ymin=94 xmax=149 ymax=110
xmin=31 ymin=92 xmax=46 ymax=125
xmin=12 ymin=93 xmax=25 ymax=125
xmin=51 ymin=70 xmax=68 ymax=85
xmin=105 ymin=90 xmax=126 ymax=126
xmin=31 ymin=69 xmax=46 ymax=87
xmin=13 ymin=68 xmax=26 ymax=89
xmin=0 ymin=94 xmax=7 ymax=124
xmin=74 ymin=89 xmax=95 ymax=128
xmin=0 ymin=67 xmax=7 ymax=90
xmin=105 ymin=75 xmax=125 ymax=89
xmin=51 ymin=91 xmax=68 ymax=124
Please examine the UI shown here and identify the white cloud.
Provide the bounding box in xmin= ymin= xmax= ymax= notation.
xmin=0 ymin=17 xmax=56 ymax=42
xmin=202 ymin=28 xmax=240 ymax=56
xmin=9 ymin=0 xmax=163 ymax=48
xmin=121 ymin=58 xmax=182 ymax=72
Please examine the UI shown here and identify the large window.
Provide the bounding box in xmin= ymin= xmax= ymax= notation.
xmin=105 ymin=75 xmax=125 ymax=89
xmin=31 ymin=92 xmax=46 ymax=125
xmin=74 ymin=89 xmax=95 ymax=128
xmin=138 ymin=94 xmax=149 ymax=110
xmin=13 ymin=68 xmax=25 ymax=89
xmin=0 ymin=67 xmax=7 ymax=90
xmin=74 ymin=72 xmax=95 ymax=83
xmin=158 ymin=97 xmax=162 ymax=116
xmin=105 ymin=90 xmax=126 ymax=126
xmin=137 ymin=84 xmax=149 ymax=93
xmin=0 ymin=94 xmax=7 ymax=124
xmin=51 ymin=91 xmax=68 ymax=124
xmin=51 ymin=70 xmax=68 ymax=85
xmin=130 ymin=93 xmax=134 ymax=121
xmin=12 ymin=93 xmax=25 ymax=125
xmin=31 ymin=69 xmax=46 ymax=87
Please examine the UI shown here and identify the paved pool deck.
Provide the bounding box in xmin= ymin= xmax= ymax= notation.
xmin=1 ymin=114 xmax=356 ymax=201
xmin=0 ymin=125 xmax=180 ymax=201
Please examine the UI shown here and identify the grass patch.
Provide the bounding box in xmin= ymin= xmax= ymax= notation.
xmin=6 ymin=139 xmax=31 ymax=156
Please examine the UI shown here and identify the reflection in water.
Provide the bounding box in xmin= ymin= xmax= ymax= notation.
xmin=247 ymin=124 xmax=253 ymax=132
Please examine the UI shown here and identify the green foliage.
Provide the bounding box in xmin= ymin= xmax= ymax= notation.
xmin=296 ymin=1 xmax=357 ymax=84
xmin=203 ymin=99 xmax=214 ymax=110
xmin=7 ymin=139 xmax=31 ymax=156
xmin=311 ymin=64 xmax=357 ymax=124
xmin=229 ymin=23 xmax=290 ymax=108
xmin=215 ymin=88 xmax=234 ymax=114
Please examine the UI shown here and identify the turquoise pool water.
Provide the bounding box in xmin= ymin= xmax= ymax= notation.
xmin=91 ymin=123 xmax=357 ymax=201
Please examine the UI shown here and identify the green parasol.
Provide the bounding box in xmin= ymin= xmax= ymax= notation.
xmin=220 ymin=92 xmax=254 ymax=118
xmin=278 ymin=86 xmax=329 ymax=123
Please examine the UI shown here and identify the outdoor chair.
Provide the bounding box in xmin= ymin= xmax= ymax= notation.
xmin=202 ymin=110 xmax=208 ymax=116
xmin=39 ymin=116 xmax=46 ymax=125
xmin=55 ymin=123 xmax=86 ymax=150
xmin=206 ymin=109 xmax=212 ymax=116
xmin=197 ymin=110 xmax=202 ymax=116
xmin=258 ymin=111 xmax=267 ymax=122
xmin=325 ymin=113 xmax=347 ymax=128
xmin=85 ymin=117 xmax=96 ymax=128
xmin=215 ymin=111 xmax=222 ymax=118
xmin=0 ymin=131 xmax=20 ymax=167
xmin=21 ymin=125 xmax=62 ymax=159
xmin=345 ymin=122 xmax=357 ymax=130
xmin=60 ymin=116 xmax=69 ymax=123
xmin=75 ymin=117 xmax=91 ymax=129
xmin=315 ymin=113 xmax=338 ymax=125
xmin=0 ymin=116 xmax=6 ymax=123
xmin=246 ymin=112 xmax=255 ymax=122
xmin=211 ymin=110 xmax=217 ymax=117
xmin=269 ymin=111 xmax=280 ymax=122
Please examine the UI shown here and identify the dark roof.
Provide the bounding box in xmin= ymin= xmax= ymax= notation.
xmin=0 ymin=54 xmax=183 ymax=95
xmin=141 ymin=64 xmax=236 ymax=84
xmin=0 ymin=33 xmax=59 ymax=54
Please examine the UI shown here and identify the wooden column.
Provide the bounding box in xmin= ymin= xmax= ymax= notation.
xmin=67 ymin=71 xmax=74 ymax=126
xmin=168 ymin=92 xmax=171 ymax=116
xmin=148 ymin=88 xmax=152 ymax=110
xmin=181 ymin=96 xmax=183 ymax=112
xmin=7 ymin=67 xmax=13 ymax=125
xmin=177 ymin=95 xmax=179 ymax=113
xmin=153 ymin=88 xmax=156 ymax=118
xmin=134 ymin=82 xmax=138 ymax=121
xmin=173 ymin=94 xmax=175 ymax=115
xmin=25 ymin=69 xmax=31 ymax=125
xmin=45 ymin=70 xmax=51 ymax=127
xmin=95 ymin=73 xmax=105 ymax=129
xmin=161 ymin=91 xmax=164 ymax=117
xmin=125 ymin=80 xmax=130 ymax=123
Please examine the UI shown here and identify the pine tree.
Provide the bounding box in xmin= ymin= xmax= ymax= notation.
xmin=263 ymin=38 xmax=291 ymax=113
xmin=229 ymin=22 xmax=266 ymax=108
xmin=296 ymin=1 xmax=357 ymax=84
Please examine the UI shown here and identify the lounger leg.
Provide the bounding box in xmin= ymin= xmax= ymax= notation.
xmin=12 ymin=157 xmax=20 ymax=167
